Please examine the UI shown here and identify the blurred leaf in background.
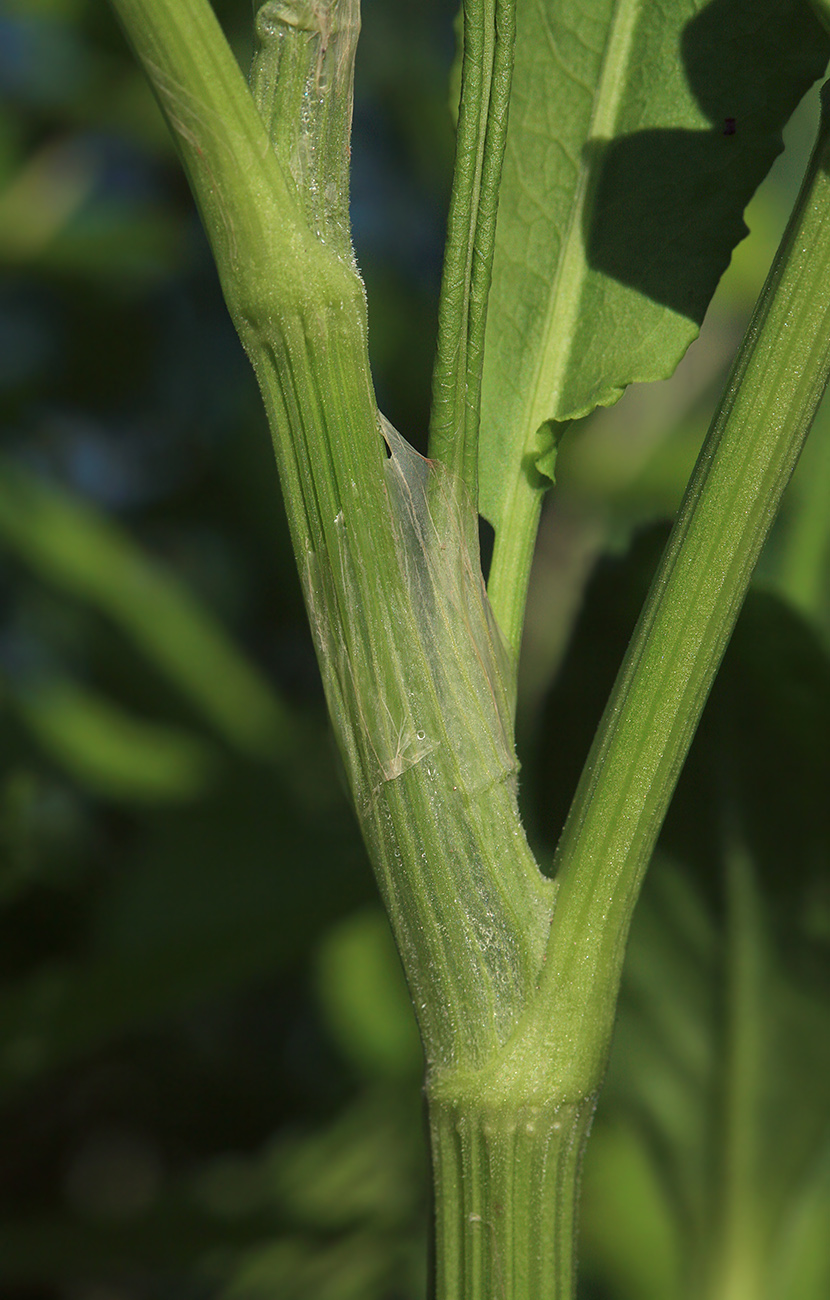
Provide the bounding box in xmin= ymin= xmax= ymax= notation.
xmin=0 ymin=1 xmax=450 ymax=1295
xmin=529 ymin=520 xmax=830 ymax=1299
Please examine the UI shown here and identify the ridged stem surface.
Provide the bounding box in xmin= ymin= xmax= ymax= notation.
xmin=429 ymin=1087 xmax=596 ymax=1299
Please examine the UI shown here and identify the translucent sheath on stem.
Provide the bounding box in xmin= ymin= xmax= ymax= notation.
xmin=109 ymin=0 xmax=554 ymax=1072
xmin=245 ymin=1 xmax=555 ymax=1071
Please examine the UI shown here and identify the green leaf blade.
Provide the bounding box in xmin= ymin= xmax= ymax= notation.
xmin=481 ymin=0 xmax=830 ymax=617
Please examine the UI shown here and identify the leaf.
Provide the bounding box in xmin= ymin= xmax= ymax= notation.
xmin=0 ymin=456 xmax=290 ymax=759
xmin=217 ymin=1091 xmax=425 ymax=1300
xmin=314 ymin=908 xmax=423 ymax=1081
xmin=479 ymin=0 xmax=830 ymax=532
xmin=529 ymin=541 xmax=830 ymax=1296
xmin=582 ymin=848 xmax=830 ymax=1300
xmin=220 ymin=1234 xmax=396 ymax=1300
xmin=0 ymin=761 xmax=368 ymax=1090
xmin=765 ymin=387 xmax=830 ymax=639
xmin=8 ymin=674 xmax=216 ymax=803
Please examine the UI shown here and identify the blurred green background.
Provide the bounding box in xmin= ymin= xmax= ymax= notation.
xmin=1 ymin=2 xmax=829 ymax=1298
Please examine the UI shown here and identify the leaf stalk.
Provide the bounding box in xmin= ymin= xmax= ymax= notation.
xmin=428 ymin=0 xmax=516 ymax=504
xmin=533 ymin=81 xmax=830 ymax=1088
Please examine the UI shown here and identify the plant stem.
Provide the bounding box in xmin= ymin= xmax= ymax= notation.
xmin=421 ymin=86 xmax=830 ymax=1300
xmin=428 ymin=1089 xmax=595 ymax=1299
xmin=428 ymin=0 xmax=516 ymax=502
xmin=98 ymin=5 xmax=830 ymax=1297
xmin=109 ymin=0 xmax=554 ymax=1074
xmin=485 ymin=464 xmax=547 ymax=665
xmin=106 ymin=0 xmax=311 ymax=300
xmin=531 ymin=80 xmax=830 ymax=1088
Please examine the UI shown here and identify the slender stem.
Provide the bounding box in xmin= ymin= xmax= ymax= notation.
xmin=249 ymin=0 xmax=359 ymax=268
xmin=485 ymin=462 xmax=546 ymax=666
xmin=428 ymin=0 xmax=516 ymax=502
xmin=528 ymin=82 xmax=830 ymax=1086
xmin=106 ymin=0 xmax=309 ymax=296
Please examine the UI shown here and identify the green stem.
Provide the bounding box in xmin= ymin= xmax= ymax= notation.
xmin=249 ymin=0 xmax=358 ymax=267
xmin=421 ymin=88 xmax=830 ymax=1300
xmin=428 ymin=0 xmax=516 ymax=501
xmin=106 ymin=0 xmax=311 ymax=303
xmin=428 ymin=1089 xmax=595 ymax=1299
xmin=98 ymin=6 xmax=830 ymax=1297
xmin=530 ymin=81 xmax=830 ymax=1089
xmin=109 ymin=0 xmax=554 ymax=1074
xmin=485 ymin=465 xmax=546 ymax=666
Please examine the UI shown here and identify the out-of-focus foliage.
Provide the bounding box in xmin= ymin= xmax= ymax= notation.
xmin=1 ymin=2 xmax=829 ymax=1299
xmin=0 ymin=1 xmax=446 ymax=1294
xmin=529 ymin=524 xmax=830 ymax=1299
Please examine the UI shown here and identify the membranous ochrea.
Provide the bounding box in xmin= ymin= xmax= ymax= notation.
xmin=300 ymin=413 xmax=554 ymax=1066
